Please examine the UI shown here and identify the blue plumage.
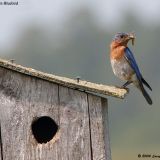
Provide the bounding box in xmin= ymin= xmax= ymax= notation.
xmin=124 ymin=47 xmax=142 ymax=81
xmin=124 ymin=47 xmax=152 ymax=91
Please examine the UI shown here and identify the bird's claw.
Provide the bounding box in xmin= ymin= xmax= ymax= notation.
xmin=115 ymin=85 xmax=129 ymax=92
xmin=121 ymin=86 xmax=130 ymax=92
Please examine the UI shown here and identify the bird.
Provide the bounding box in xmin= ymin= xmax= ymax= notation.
xmin=110 ymin=32 xmax=152 ymax=105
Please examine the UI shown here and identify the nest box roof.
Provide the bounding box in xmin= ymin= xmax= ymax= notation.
xmin=0 ymin=58 xmax=128 ymax=99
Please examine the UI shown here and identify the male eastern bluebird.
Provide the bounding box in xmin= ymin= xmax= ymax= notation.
xmin=110 ymin=32 xmax=152 ymax=105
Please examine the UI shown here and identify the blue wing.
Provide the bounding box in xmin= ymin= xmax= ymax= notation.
xmin=124 ymin=47 xmax=142 ymax=81
xmin=124 ymin=47 xmax=152 ymax=104
xmin=125 ymin=47 xmax=152 ymax=91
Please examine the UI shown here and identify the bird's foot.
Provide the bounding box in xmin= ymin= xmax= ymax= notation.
xmin=115 ymin=85 xmax=130 ymax=92
xmin=121 ymin=86 xmax=130 ymax=92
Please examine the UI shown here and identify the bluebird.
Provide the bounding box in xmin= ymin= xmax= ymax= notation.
xmin=110 ymin=32 xmax=152 ymax=105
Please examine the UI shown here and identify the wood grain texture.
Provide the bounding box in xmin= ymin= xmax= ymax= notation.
xmin=58 ymin=86 xmax=91 ymax=160
xmin=0 ymin=58 xmax=128 ymax=98
xmin=0 ymin=67 xmax=60 ymax=160
xmin=0 ymin=124 xmax=2 ymax=160
xmin=88 ymin=95 xmax=111 ymax=160
xmin=101 ymin=99 xmax=112 ymax=160
xmin=0 ymin=66 xmax=112 ymax=160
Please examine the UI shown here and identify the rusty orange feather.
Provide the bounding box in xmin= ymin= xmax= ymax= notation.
xmin=110 ymin=41 xmax=125 ymax=60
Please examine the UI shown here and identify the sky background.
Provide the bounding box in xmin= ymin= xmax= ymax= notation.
xmin=0 ymin=0 xmax=160 ymax=159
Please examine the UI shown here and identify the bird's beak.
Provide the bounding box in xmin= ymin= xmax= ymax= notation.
xmin=127 ymin=32 xmax=136 ymax=45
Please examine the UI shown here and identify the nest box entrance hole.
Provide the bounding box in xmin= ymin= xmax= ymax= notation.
xmin=31 ymin=116 xmax=59 ymax=144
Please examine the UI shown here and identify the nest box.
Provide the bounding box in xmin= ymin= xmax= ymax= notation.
xmin=0 ymin=59 xmax=127 ymax=160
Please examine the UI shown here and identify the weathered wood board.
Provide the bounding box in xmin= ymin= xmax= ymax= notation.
xmin=58 ymin=86 xmax=92 ymax=160
xmin=0 ymin=124 xmax=2 ymax=160
xmin=0 ymin=58 xmax=128 ymax=99
xmin=0 ymin=67 xmax=60 ymax=160
xmin=88 ymin=95 xmax=111 ymax=160
xmin=0 ymin=66 xmax=111 ymax=160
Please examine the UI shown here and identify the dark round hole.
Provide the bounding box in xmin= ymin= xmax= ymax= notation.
xmin=31 ymin=116 xmax=59 ymax=144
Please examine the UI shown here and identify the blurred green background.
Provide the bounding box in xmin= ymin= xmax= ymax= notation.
xmin=0 ymin=0 xmax=160 ymax=159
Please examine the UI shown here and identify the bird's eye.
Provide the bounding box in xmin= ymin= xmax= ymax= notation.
xmin=120 ymin=35 xmax=124 ymax=38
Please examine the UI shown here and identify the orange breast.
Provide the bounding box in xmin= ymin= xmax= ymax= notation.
xmin=110 ymin=44 xmax=125 ymax=60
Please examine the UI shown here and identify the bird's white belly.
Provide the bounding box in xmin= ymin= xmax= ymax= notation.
xmin=111 ymin=57 xmax=134 ymax=81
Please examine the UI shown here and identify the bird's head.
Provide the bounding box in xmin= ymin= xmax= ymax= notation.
xmin=112 ymin=32 xmax=136 ymax=46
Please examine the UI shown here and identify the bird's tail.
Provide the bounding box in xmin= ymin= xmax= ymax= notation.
xmin=139 ymin=83 xmax=152 ymax=105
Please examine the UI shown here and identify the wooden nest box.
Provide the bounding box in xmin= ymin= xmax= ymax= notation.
xmin=0 ymin=59 xmax=127 ymax=160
